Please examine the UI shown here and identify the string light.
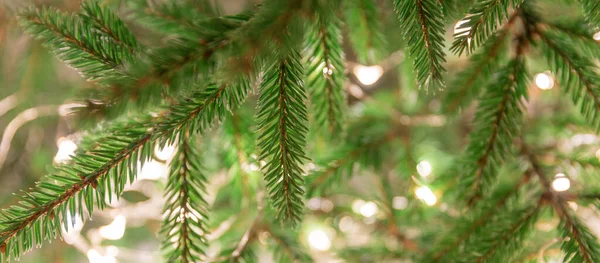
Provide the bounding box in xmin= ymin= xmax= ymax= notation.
xmin=353 ymin=65 xmax=383 ymax=85
xmin=154 ymin=143 xmax=176 ymax=161
xmin=392 ymin=196 xmax=409 ymax=210
xmin=308 ymin=229 xmax=331 ymax=251
xmin=534 ymin=72 xmax=554 ymax=90
xmin=99 ymin=215 xmax=126 ymax=240
xmin=416 ymin=160 xmax=433 ymax=177
xmin=552 ymin=173 xmax=570 ymax=192
xmin=359 ymin=201 xmax=378 ymax=217
xmin=594 ymin=31 xmax=600 ymax=41
xmin=54 ymin=137 xmax=77 ymax=163
xmin=415 ymin=186 xmax=437 ymax=206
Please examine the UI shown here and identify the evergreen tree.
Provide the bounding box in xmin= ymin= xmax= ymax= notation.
xmin=0 ymin=0 xmax=599 ymax=262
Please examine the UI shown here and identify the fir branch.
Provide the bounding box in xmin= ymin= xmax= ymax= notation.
xmin=18 ymin=6 xmax=129 ymax=82
xmin=343 ymin=0 xmax=387 ymax=64
xmin=537 ymin=26 xmax=600 ymax=130
xmin=0 ymin=77 xmax=251 ymax=260
xmin=256 ymin=51 xmax=309 ymax=226
xmin=539 ymin=19 xmax=600 ymax=58
xmin=459 ymin=58 xmax=528 ymax=204
xmin=394 ymin=0 xmax=447 ymax=91
xmin=160 ymin=133 xmax=209 ymax=263
xmin=306 ymin=123 xmax=405 ymax=197
xmin=430 ymin=172 xmax=533 ymax=261
xmin=577 ymin=0 xmax=600 ymax=28
xmin=444 ymin=13 xmax=517 ymax=112
xmin=303 ymin=11 xmax=346 ymax=137
xmin=451 ymin=0 xmax=524 ymax=56
xmin=524 ymin=147 xmax=600 ymax=263
xmin=127 ymin=0 xmax=211 ymax=37
xmin=266 ymin=226 xmax=313 ymax=262
xmin=80 ymin=0 xmax=139 ymax=54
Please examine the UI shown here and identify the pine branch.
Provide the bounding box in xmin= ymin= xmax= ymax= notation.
xmin=539 ymin=19 xmax=600 ymax=58
xmin=304 ymin=10 xmax=346 ymax=137
xmin=459 ymin=58 xmax=528 ymax=204
xmin=524 ymin=147 xmax=600 ymax=263
xmin=577 ymin=0 xmax=600 ymax=28
xmin=306 ymin=122 xmax=404 ymax=197
xmin=344 ymin=0 xmax=387 ymax=64
xmin=18 ymin=7 xmax=129 ymax=82
xmin=443 ymin=13 xmax=518 ymax=112
xmin=160 ymin=133 xmax=209 ymax=263
xmin=451 ymin=0 xmax=524 ymax=56
xmin=80 ymin=0 xmax=139 ymax=54
xmin=0 ymin=77 xmax=251 ymax=260
xmin=395 ymin=0 xmax=447 ymax=91
xmin=266 ymin=226 xmax=313 ymax=262
xmin=430 ymin=172 xmax=533 ymax=261
xmin=127 ymin=0 xmax=213 ymax=37
xmin=537 ymin=26 xmax=600 ymax=131
xmin=256 ymin=51 xmax=309 ymax=226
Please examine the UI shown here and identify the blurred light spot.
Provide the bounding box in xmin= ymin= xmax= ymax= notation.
xmin=321 ymin=199 xmax=334 ymax=213
xmin=552 ymin=173 xmax=570 ymax=192
xmin=534 ymin=72 xmax=554 ymax=90
xmin=596 ymin=149 xmax=600 ymax=161
xmin=416 ymin=160 xmax=433 ymax=177
xmin=359 ymin=201 xmax=378 ymax=217
xmin=352 ymin=199 xmax=365 ymax=214
xmin=594 ymin=31 xmax=600 ymax=41
xmin=308 ymin=229 xmax=331 ymax=251
xmin=339 ymin=216 xmax=355 ymax=233
xmin=353 ymin=65 xmax=383 ymax=85
xmin=139 ymin=160 xmax=168 ymax=180
xmin=99 ymin=215 xmax=126 ymax=240
xmin=87 ymin=249 xmax=116 ymax=263
xmin=348 ymin=84 xmax=365 ymax=98
xmin=307 ymin=198 xmax=321 ymax=210
xmin=392 ymin=196 xmax=409 ymax=210
xmin=415 ymin=186 xmax=437 ymax=206
xmin=568 ymin=201 xmax=578 ymax=211
xmin=154 ymin=143 xmax=176 ymax=161
xmin=54 ymin=137 xmax=77 ymax=163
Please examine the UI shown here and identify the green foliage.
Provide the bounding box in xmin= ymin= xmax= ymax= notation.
xmin=18 ymin=7 xmax=129 ymax=82
xmin=577 ymin=0 xmax=600 ymax=28
xmin=257 ymin=51 xmax=309 ymax=226
xmin=538 ymin=27 xmax=600 ymax=131
xmin=7 ymin=0 xmax=600 ymax=262
xmin=443 ymin=30 xmax=512 ymax=112
xmin=451 ymin=0 xmax=524 ymax=55
xmin=304 ymin=9 xmax=346 ymax=137
xmin=343 ymin=0 xmax=387 ymax=64
xmin=394 ymin=0 xmax=446 ymax=91
xmin=80 ymin=0 xmax=139 ymax=54
xmin=160 ymin=134 xmax=208 ymax=262
xmin=457 ymin=59 xmax=528 ymax=203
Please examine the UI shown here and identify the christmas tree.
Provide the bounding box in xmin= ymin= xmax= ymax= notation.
xmin=0 ymin=0 xmax=599 ymax=262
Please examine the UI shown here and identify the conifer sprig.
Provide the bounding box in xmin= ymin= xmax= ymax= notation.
xmin=18 ymin=7 xmax=129 ymax=82
xmin=444 ymin=15 xmax=517 ymax=112
xmin=304 ymin=11 xmax=346 ymax=136
xmin=459 ymin=58 xmax=528 ymax=204
xmin=394 ymin=0 xmax=446 ymax=91
xmin=344 ymin=0 xmax=387 ymax=64
xmin=537 ymin=27 xmax=600 ymax=130
xmin=451 ymin=0 xmax=524 ymax=56
xmin=160 ymin=134 xmax=209 ymax=263
xmin=256 ymin=51 xmax=309 ymax=226
xmin=80 ymin=1 xmax=139 ymax=54
xmin=0 ymin=77 xmax=251 ymax=260
xmin=577 ymin=0 xmax=600 ymax=28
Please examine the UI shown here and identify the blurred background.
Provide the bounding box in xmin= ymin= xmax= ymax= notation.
xmin=0 ymin=0 xmax=596 ymax=262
